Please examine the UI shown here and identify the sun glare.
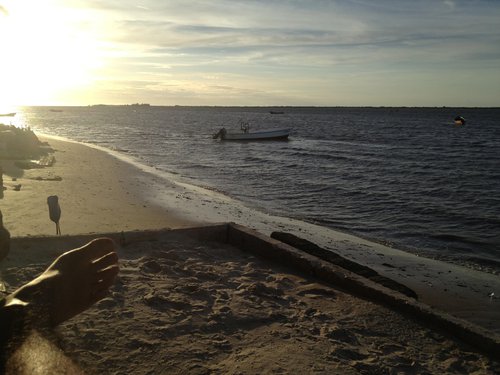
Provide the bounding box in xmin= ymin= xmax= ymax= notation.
xmin=0 ymin=0 xmax=104 ymax=106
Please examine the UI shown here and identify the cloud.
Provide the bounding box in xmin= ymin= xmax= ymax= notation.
xmin=17 ymin=0 xmax=500 ymax=105
xmin=0 ymin=5 xmax=8 ymax=16
xmin=443 ymin=0 xmax=456 ymax=9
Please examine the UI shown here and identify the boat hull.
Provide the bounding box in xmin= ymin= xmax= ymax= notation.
xmin=222 ymin=128 xmax=290 ymax=141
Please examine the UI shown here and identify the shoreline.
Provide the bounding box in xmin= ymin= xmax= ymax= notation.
xmin=1 ymin=133 xmax=499 ymax=334
xmin=70 ymin=135 xmax=500 ymax=275
xmin=1 ymin=135 xmax=196 ymax=237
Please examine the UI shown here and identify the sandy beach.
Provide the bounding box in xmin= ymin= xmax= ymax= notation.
xmin=1 ymin=136 xmax=195 ymax=237
xmin=1 ymin=135 xmax=499 ymax=373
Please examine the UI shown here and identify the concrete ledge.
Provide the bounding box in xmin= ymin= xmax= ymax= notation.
xmin=226 ymin=223 xmax=500 ymax=359
xmin=8 ymin=223 xmax=229 ymax=260
xmin=270 ymin=231 xmax=418 ymax=299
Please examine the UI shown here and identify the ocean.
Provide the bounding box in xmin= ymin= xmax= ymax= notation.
xmin=13 ymin=106 xmax=500 ymax=271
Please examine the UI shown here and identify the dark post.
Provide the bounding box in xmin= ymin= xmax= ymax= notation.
xmin=47 ymin=196 xmax=61 ymax=235
xmin=0 ymin=210 xmax=10 ymax=261
xmin=0 ymin=167 xmax=3 ymax=199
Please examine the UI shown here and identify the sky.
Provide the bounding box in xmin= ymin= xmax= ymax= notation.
xmin=0 ymin=0 xmax=499 ymax=107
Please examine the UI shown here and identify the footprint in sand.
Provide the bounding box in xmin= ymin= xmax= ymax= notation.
xmin=322 ymin=327 xmax=360 ymax=345
xmin=377 ymin=343 xmax=406 ymax=355
xmin=329 ymin=348 xmax=368 ymax=361
xmin=298 ymin=288 xmax=337 ymax=299
xmin=140 ymin=259 xmax=163 ymax=273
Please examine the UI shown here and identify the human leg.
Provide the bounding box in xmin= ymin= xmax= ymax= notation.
xmin=8 ymin=237 xmax=119 ymax=327
xmin=1 ymin=238 xmax=119 ymax=371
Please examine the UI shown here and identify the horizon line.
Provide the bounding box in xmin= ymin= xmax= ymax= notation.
xmin=11 ymin=104 xmax=500 ymax=109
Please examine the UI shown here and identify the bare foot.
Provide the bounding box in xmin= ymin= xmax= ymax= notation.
xmin=8 ymin=238 xmax=119 ymax=327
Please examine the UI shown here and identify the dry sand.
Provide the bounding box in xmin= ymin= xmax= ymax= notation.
xmin=1 ymin=136 xmax=194 ymax=237
xmin=2 ymin=232 xmax=498 ymax=374
xmin=1 ymin=134 xmax=500 ymax=373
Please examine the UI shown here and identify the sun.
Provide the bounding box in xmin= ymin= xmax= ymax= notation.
xmin=0 ymin=0 xmax=104 ymax=106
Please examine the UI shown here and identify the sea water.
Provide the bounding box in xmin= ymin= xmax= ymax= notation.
xmin=15 ymin=106 xmax=500 ymax=271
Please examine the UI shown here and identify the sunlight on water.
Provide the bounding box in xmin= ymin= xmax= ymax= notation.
xmin=0 ymin=107 xmax=27 ymax=128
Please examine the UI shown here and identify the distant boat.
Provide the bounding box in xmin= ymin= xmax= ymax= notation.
xmin=269 ymin=110 xmax=284 ymax=115
xmin=50 ymin=109 xmax=63 ymax=112
xmin=213 ymin=120 xmax=290 ymax=141
xmin=454 ymin=116 xmax=466 ymax=126
xmin=0 ymin=113 xmax=16 ymax=117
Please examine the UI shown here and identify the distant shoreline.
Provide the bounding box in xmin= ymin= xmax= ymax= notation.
xmin=13 ymin=105 xmax=500 ymax=109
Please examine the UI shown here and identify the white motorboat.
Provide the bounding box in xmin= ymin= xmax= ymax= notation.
xmin=213 ymin=121 xmax=290 ymax=141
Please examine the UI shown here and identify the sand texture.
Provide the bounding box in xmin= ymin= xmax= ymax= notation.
xmin=1 ymin=136 xmax=194 ymax=237
xmin=2 ymin=232 xmax=498 ymax=374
